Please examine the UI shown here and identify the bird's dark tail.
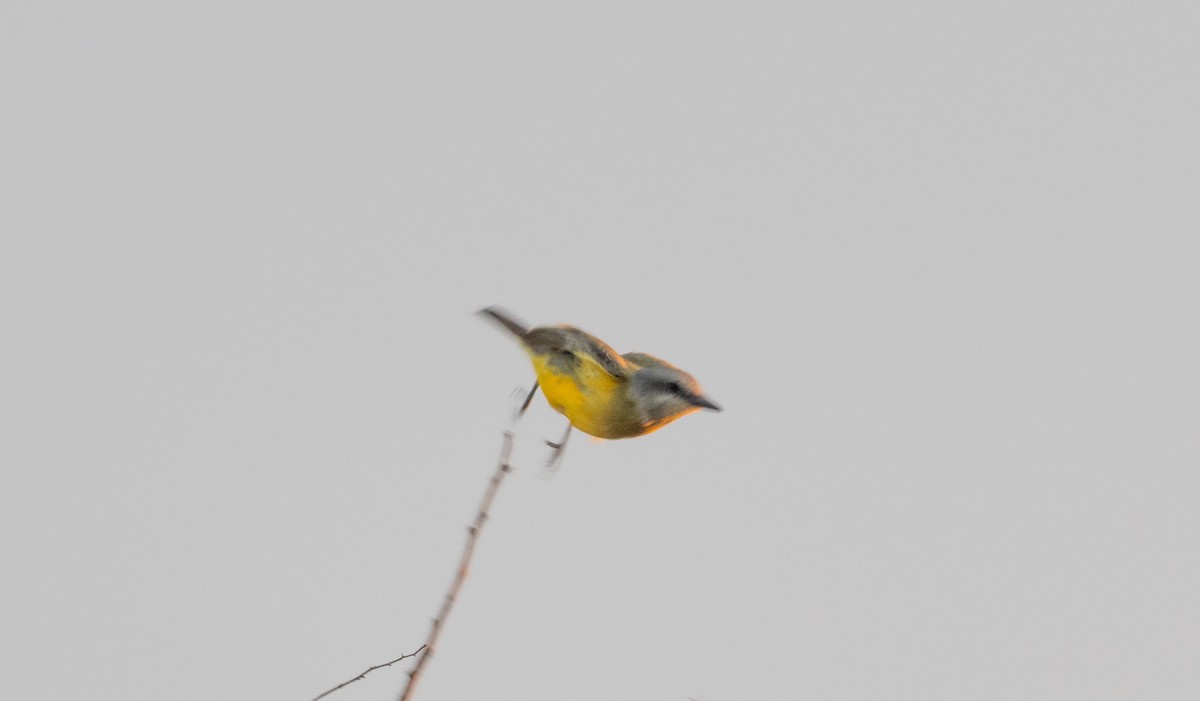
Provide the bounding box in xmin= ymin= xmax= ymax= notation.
xmin=478 ymin=306 xmax=529 ymax=338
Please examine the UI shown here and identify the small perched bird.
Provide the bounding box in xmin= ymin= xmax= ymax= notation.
xmin=479 ymin=307 xmax=721 ymax=453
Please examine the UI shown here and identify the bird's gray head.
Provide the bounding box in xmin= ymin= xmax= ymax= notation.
xmin=628 ymin=365 xmax=722 ymax=426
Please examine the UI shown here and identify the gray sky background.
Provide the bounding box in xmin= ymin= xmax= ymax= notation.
xmin=3 ymin=2 xmax=1198 ymax=700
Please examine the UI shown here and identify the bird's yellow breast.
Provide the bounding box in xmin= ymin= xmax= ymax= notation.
xmin=529 ymin=352 xmax=633 ymax=438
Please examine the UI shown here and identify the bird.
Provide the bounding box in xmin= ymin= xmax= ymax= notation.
xmin=479 ymin=306 xmax=721 ymax=462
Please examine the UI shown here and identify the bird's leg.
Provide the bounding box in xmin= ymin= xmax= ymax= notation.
xmin=514 ymin=380 xmax=540 ymax=420
xmin=544 ymin=423 xmax=573 ymax=471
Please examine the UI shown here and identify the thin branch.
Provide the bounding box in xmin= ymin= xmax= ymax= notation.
xmin=307 ymin=383 xmax=535 ymax=701
xmin=396 ymin=417 xmax=523 ymax=700
xmin=310 ymin=645 xmax=426 ymax=701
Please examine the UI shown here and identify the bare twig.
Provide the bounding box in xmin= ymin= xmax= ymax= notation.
xmin=396 ymin=385 xmax=534 ymax=701
xmin=307 ymin=384 xmax=536 ymax=701
xmin=516 ymin=380 xmax=539 ymax=418
xmin=310 ymin=645 xmax=426 ymax=701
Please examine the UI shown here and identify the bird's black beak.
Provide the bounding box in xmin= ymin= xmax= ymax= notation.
xmin=689 ymin=394 xmax=722 ymax=411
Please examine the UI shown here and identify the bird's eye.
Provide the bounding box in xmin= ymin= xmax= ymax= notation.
xmin=667 ymin=381 xmax=682 ymax=393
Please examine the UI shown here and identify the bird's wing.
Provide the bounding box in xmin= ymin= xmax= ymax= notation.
xmin=525 ymin=325 xmax=630 ymax=380
xmin=621 ymin=352 xmax=679 ymax=370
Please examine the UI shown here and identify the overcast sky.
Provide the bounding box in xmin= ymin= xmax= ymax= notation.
xmin=3 ymin=2 xmax=1198 ymax=700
